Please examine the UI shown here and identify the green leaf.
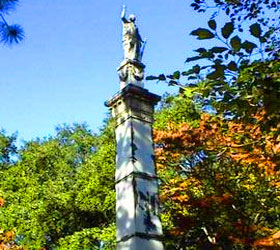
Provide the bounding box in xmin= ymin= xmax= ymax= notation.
xmin=195 ymin=48 xmax=207 ymax=54
xmin=158 ymin=74 xmax=166 ymax=81
xmin=173 ymin=71 xmax=181 ymax=80
xmin=190 ymin=28 xmax=215 ymax=40
xmin=241 ymin=40 xmax=257 ymax=53
xmin=249 ymin=23 xmax=262 ymax=38
xmin=209 ymin=47 xmax=228 ymax=53
xmin=166 ymin=74 xmax=174 ymax=79
xmin=193 ymin=65 xmax=201 ymax=74
xmin=182 ymin=69 xmax=194 ymax=76
xmin=207 ymin=70 xmax=220 ymax=80
xmin=188 ymin=76 xmax=197 ymax=80
xmin=228 ymin=61 xmax=238 ymax=71
xmin=230 ymin=36 xmax=241 ymax=51
xmin=146 ymin=76 xmax=158 ymax=81
xmin=221 ymin=22 xmax=234 ymax=39
xmin=168 ymin=80 xmax=178 ymax=86
xmin=264 ymin=29 xmax=274 ymax=38
xmin=182 ymin=64 xmax=203 ymax=76
xmin=259 ymin=36 xmax=266 ymax=43
xmin=208 ymin=19 xmax=217 ymax=30
xmin=185 ymin=56 xmax=202 ymax=63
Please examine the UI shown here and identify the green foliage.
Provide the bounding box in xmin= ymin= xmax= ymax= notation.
xmin=150 ymin=1 xmax=280 ymax=248
xmin=208 ymin=19 xmax=216 ymax=30
xmin=221 ymin=22 xmax=234 ymax=39
xmin=0 ymin=121 xmax=116 ymax=249
xmin=0 ymin=0 xmax=24 ymax=45
xmin=154 ymin=100 xmax=280 ymax=249
xmin=230 ymin=35 xmax=241 ymax=51
xmin=58 ymin=225 xmax=116 ymax=250
xmin=154 ymin=94 xmax=201 ymax=130
xmin=1 ymin=1 xmax=279 ymax=249
xmin=148 ymin=0 xmax=279 ymax=81
xmin=0 ymin=130 xmax=17 ymax=167
xmin=162 ymin=158 xmax=280 ymax=249
xmin=147 ymin=0 xmax=280 ymax=123
xmin=190 ymin=28 xmax=215 ymax=40
xmin=250 ymin=23 xmax=262 ymax=38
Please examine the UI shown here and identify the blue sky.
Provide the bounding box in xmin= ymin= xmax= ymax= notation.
xmin=0 ymin=0 xmax=213 ymax=144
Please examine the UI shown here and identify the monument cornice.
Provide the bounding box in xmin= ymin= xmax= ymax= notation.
xmin=105 ymin=84 xmax=161 ymax=108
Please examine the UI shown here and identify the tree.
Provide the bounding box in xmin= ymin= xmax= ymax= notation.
xmin=154 ymin=96 xmax=280 ymax=249
xmin=1 ymin=1 xmax=279 ymax=249
xmin=0 ymin=121 xmax=116 ymax=249
xmin=148 ymin=1 xmax=280 ymax=248
xmin=0 ymin=0 xmax=24 ymax=45
xmin=147 ymin=0 xmax=280 ymax=119
xmin=0 ymin=130 xmax=17 ymax=168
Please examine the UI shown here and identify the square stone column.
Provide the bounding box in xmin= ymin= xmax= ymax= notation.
xmin=106 ymin=84 xmax=164 ymax=250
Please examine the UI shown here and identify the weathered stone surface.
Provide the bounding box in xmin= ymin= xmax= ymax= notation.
xmin=118 ymin=60 xmax=145 ymax=89
xmin=115 ymin=118 xmax=155 ymax=181
xmin=105 ymin=84 xmax=160 ymax=125
xmin=106 ymin=81 xmax=163 ymax=249
xmin=116 ymin=175 xmax=162 ymax=241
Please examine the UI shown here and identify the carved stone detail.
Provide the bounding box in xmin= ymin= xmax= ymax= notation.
xmin=118 ymin=59 xmax=145 ymax=89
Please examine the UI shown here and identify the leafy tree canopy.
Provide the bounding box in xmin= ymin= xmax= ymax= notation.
xmin=0 ymin=122 xmax=116 ymax=249
xmin=148 ymin=0 xmax=280 ymax=123
xmin=154 ymin=95 xmax=280 ymax=249
xmin=0 ymin=130 xmax=17 ymax=167
xmin=150 ymin=1 xmax=280 ymax=249
xmin=1 ymin=1 xmax=279 ymax=249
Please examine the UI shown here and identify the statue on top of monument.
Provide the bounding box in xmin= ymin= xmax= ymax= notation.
xmin=118 ymin=5 xmax=146 ymax=89
xmin=121 ymin=5 xmax=145 ymax=62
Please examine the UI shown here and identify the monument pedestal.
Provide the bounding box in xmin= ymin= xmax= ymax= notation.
xmin=118 ymin=60 xmax=145 ymax=89
xmin=106 ymin=84 xmax=164 ymax=250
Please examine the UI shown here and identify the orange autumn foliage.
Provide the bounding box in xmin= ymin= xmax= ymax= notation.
xmin=0 ymin=230 xmax=24 ymax=250
xmin=154 ymin=111 xmax=280 ymax=248
xmin=254 ymin=231 xmax=280 ymax=247
xmin=0 ymin=198 xmax=5 ymax=208
xmin=155 ymin=113 xmax=280 ymax=176
xmin=0 ymin=199 xmax=24 ymax=250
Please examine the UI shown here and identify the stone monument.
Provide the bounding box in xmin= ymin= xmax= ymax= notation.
xmin=118 ymin=5 xmax=146 ymax=89
xmin=105 ymin=6 xmax=164 ymax=250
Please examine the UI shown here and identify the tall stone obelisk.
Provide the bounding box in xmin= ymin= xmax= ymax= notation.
xmin=105 ymin=6 xmax=164 ymax=250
